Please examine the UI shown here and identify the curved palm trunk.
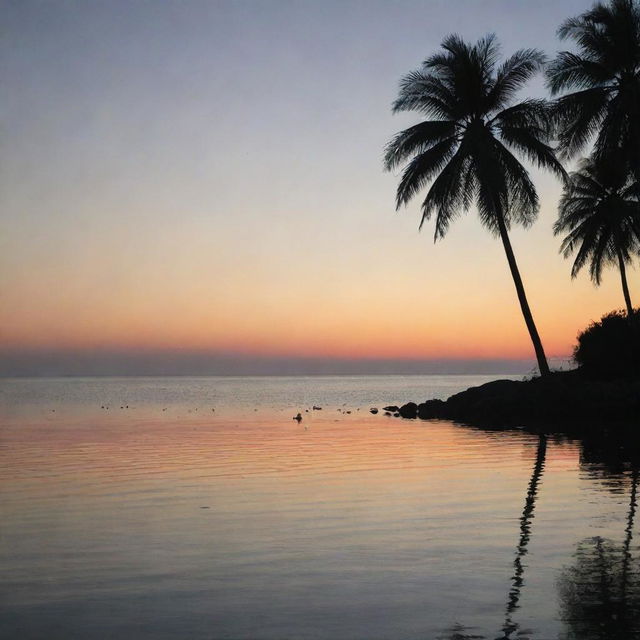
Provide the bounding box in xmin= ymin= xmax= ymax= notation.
xmin=496 ymin=215 xmax=551 ymax=377
xmin=617 ymin=249 xmax=634 ymax=316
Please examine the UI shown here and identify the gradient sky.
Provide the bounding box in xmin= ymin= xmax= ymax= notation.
xmin=1 ymin=0 xmax=637 ymax=375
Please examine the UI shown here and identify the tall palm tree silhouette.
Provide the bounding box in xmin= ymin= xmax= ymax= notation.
xmin=546 ymin=0 xmax=640 ymax=176
xmin=385 ymin=35 xmax=565 ymax=377
xmin=554 ymin=158 xmax=640 ymax=315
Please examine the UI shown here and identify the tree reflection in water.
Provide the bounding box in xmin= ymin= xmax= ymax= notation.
xmin=438 ymin=434 xmax=548 ymax=640
xmin=436 ymin=622 xmax=486 ymax=639
xmin=557 ymin=469 xmax=640 ymax=640
xmin=498 ymin=435 xmax=548 ymax=639
xmin=439 ymin=436 xmax=640 ymax=640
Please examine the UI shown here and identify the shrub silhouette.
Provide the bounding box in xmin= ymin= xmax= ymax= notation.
xmin=575 ymin=309 xmax=640 ymax=378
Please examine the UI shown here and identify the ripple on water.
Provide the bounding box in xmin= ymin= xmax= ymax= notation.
xmin=1 ymin=377 xmax=638 ymax=640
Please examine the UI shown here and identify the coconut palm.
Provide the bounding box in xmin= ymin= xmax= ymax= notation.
xmin=384 ymin=34 xmax=565 ymax=377
xmin=554 ymin=158 xmax=640 ymax=315
xmin=546 ymin=0 xmax=640 ymax=175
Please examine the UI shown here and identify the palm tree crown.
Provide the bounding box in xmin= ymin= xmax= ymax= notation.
xmin=384 ymin=34 xmax=565 ymax=377
xmin=385 ymin=34 xmax=565 ymax=238
xmin=555 ymin=158 xmax=640 ymax=314
xmin=546 ymin=0 xmax=640 ymax=172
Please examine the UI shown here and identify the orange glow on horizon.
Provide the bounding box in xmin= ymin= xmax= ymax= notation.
xmin=4 ymin=0 xmax=640 ymax=373
xmin=2 ymin=182 xmax=637 ymax=364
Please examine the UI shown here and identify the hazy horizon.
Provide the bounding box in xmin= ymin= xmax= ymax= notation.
xmin=0 ymin=349 xmax=548 ymax=377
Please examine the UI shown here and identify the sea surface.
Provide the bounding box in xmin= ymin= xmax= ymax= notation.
xmin=1 ymin=375 xmax=638 ymax=639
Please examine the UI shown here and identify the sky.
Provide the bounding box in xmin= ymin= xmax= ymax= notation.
xmin=1 ymin=0 xmax=637 ymax=376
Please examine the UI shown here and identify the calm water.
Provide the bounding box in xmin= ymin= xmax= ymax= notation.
xmin=1 ymin=376 xmax=639 ymax=639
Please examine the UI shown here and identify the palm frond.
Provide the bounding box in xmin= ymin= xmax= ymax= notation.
xmin=487 ymin=50 xmax=546 ymax=111
xmin=392 ymin=70 xmax=458 ymax=118
xmin=546 ymin=52 xmax=612 ymax=94
xmin=555 ymin=155 xmax=640 ymax=286
xmin=549 ymin=0 xmax=640 ymax=161
xmin=419 ymin=143 xmax=470 ymax=238
xmin=394 ymin=137 xmax=458 ymax=209
xmin=495 ymin=101 xmax=567 ymax=182
xmin=384 ymin=121 xmax=457 ymax=170
xmin=550 ymin=87 xmax=610 ymax=159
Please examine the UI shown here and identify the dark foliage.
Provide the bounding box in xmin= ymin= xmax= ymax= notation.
xmin=555 ymin=159 xmax=640 ymax=284
xmin=385 ymin=34 xmax=565 ymax=238
xmin=575 ymin=309 xmax=640 ymax=378
xmin=546 ymin=0 xmax=640 ymax=176
xmin=554 ymin=157 xmax=640 ymax=314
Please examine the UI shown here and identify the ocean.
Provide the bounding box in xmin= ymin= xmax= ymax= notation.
xmin=1 ymin=375 xmax=638 ymax=639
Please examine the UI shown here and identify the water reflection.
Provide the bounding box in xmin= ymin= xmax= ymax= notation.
xmin=437 ymin=623 xmax=485 ymax=639
xmin=580 ymin=431 xmax=640 ymax=491
xmin=558 ymin=469 xmax=640 ymax=640
xmin=500 ymin=435 xmax=547 ymax=639
xmin=3 ymin=377 xmax=640 ymax=640
xmin=439 ymin=434 xmax=548 ymax=640
xmin=440 ymin=433 xmax=640 ymax=640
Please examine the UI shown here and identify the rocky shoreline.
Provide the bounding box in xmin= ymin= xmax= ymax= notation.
xmin=387 ymin=371 xmax=640 ymax=428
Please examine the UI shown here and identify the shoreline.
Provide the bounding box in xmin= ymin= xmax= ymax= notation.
xmin=388 ymin=370 xmax=640 ymax=431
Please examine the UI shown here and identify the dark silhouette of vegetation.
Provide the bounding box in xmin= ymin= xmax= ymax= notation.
xmin=546 ymin=0 xmax=640 ymax=178
xmin=384 ymin=35 xmax=566 ymax=377
xmin=574 ymin=308 xmax=640 ymax=378
xmin=554 ymin=158 xmax=640 ymax=315
xmin=382 ymin=4 xmax=640 ymax=423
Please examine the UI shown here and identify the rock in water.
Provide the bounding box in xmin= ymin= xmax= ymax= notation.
xmin=417 ymin=399 xmax=446 ymax=419
xmin=399 ymin=402 xmax=418 ymax=419
xmin=370 ymin=408 xmax=379 ymax=414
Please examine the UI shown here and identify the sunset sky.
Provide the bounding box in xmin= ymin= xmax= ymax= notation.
xmin=2 ymin=0 xmax=637 ymax=375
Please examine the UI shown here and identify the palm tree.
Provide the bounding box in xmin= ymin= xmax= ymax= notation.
xmin=384 ymin=35 xmax=565 ymax=377
xmin=546 ymin=0 xmax=640 ymax=175
xmin=554 ymin=158 xmax=640 ymax=315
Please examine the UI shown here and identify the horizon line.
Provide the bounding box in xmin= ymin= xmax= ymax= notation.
xmin=0 ymin=351 xmax=573 ymax=378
